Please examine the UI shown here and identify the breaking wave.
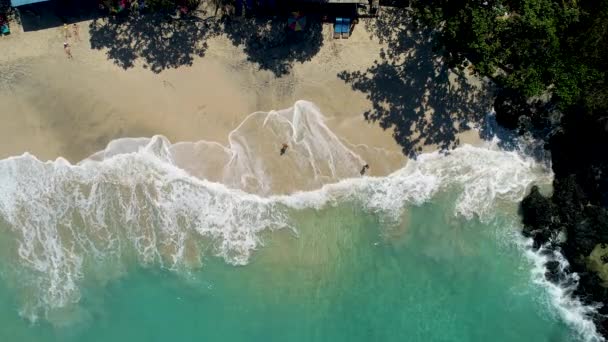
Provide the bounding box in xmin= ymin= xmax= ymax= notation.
xmin=0 ymin=100 xmax=600 ymax=341
xmin=523 ymin=241 xmax=604 ymax=342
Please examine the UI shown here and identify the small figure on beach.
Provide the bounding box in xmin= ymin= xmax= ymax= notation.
xmin=280 ymin=143 xmax=289 ymax=156
xmin=63 ymin=42 xmax=72 ymax=59
xmin=360 ymin=164 xmax=370 ymax=176
xmin=63 ymin=23 xmax=70 ymax=39
xmin=72 ymin=23 xmax=80 ymax=41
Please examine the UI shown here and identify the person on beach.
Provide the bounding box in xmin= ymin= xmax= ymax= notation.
xmin=360 ymin=164 xmax=370 ymax=176
xmin=63 ymin=42 xmax=72 ymax=59
xmin=63 ymin=23 xmax=70 ymax=39
xmin=72 ymin=23 xmax=80 ymax=41
xmin=280 ymin=143 xmax=289 ymax=156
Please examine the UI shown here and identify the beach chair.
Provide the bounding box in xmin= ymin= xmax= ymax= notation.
xmin=334 ymin=17 xmax=342 ymax=39
xmin=0 ymin=16 xmax=9 ymax=36
xmin=342 ymin=18 xmax=351 ymax=39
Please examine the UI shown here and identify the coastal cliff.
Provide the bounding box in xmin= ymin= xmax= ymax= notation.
xmin=520 ymin=111 xmax=608 ymax=335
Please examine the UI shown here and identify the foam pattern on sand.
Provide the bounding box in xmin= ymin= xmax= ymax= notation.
xmin=88 ymin=101 xmax=374 ymax=196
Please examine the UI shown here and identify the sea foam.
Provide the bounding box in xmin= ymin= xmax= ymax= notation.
xmin=522 ymin=241 xmax=604 ymax=342
xmin=0 ymin=139 xmax=546 ymax=318
xmin=0 ymin=101 xmax=598 ymax=341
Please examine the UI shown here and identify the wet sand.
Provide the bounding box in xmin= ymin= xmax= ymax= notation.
xmin=0 ymin=7 xmax=491 ymax=193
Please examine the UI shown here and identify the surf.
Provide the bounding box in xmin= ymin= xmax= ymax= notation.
xmin=0 ymin=101 xmax=600 ymax=341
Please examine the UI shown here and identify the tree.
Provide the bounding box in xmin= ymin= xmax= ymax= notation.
xmin=410 ymin=0 xmax=605 ymax=111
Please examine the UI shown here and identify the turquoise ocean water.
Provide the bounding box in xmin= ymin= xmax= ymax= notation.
xmin=0 ymin=136 xmax=601 ymax=341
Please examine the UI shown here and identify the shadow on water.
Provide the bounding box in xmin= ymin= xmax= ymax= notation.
xmin=88 ymin=5 xmax=323 ymax=76
xmin=337 ymin=7 xmax=494 ymax=157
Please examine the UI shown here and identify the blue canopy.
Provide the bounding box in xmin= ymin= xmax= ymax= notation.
xmin=11 ymin=0 xmax=50 ymax=6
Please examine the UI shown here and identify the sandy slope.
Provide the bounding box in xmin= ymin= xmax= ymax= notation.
xmin=0 ymin=7 xmax=490 ymax=193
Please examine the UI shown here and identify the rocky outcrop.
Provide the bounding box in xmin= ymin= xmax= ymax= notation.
xmin=520 ymin=111 xmax=608 ymax=336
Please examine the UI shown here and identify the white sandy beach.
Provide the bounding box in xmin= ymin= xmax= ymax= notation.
xmin=0 ymin=5 xmax=492 ymax=194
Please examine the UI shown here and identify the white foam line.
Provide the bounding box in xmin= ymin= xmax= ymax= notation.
xmin=291 ymin=101 xmax=366 ymax=166
xmin=520 ymin=238 xmax=605 ymax=342
xmin=0 ymin=139 xmax=585 ymax=337
xmin=3 ymin=102 xmax=596 ymax=340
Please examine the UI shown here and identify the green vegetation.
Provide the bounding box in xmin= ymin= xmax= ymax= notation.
xmin=406 ymin=0 xmax=608 ymax=336
xmin=143 ymin=0 xmax=201 ymax=10
xmin=100 ymin=0 xmax=201 ymax=12
xmin=411 ymin=0 xmax=608 ymax=113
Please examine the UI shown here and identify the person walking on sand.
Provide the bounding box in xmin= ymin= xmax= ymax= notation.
xmin=63 ymin=42 xmax=72 ymax=59
xmin=72 ymin=23 xmax=80 ymax=41
xmin=360 ymin=164 xmax=370 ymax=176
xmin=63 ymin=23 xmax=70 ymax=39
xmin=280 ymin=143 xmax=289 ymax=156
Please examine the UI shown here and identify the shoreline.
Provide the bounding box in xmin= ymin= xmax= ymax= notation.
xmin=0 ymin=137 xmax=582 ymax=341
xmin=2 ymin=132 xmax=591 ymax=341
xmin=2 ymin=3 xmax=607 ymax=341
xmin=0 ymin=6 xmax=490 ymax=167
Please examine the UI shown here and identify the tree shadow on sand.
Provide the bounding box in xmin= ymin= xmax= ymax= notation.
xmin=89 ymin=10 xmax=219 ymax=73
xmin=222 ymin=15 xmax=323 ymax=77
xmin=338 ymin=8 xmax=494 ymax=157
xmin=88 ymin=7 xmax=324 ymax=76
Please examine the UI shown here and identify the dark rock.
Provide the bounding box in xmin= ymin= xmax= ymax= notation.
xmin=494 ymin=88 xmax=530 ymax=130
xmin=517 ymin=105 xmax=608 ymax=339
xmin=545 ymin=260 xmax=563 ymax=283
xmin=521 ymin=186 xmax=555 ymax=247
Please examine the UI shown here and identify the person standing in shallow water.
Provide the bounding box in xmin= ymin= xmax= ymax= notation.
xmin=280 ymin=143 xmax=289 ymax=156
xmin=360 ymin=164 xmax=369 ymax=176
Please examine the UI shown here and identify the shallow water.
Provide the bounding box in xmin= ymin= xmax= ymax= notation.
xmin=0 ymin=103 xmax=601 ymax=341
xmin=0 ymin=196 xmax=582 ymax=342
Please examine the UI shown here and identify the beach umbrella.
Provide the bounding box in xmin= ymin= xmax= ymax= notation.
xmin=288 ymin=12 xmax=306 ymax=32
